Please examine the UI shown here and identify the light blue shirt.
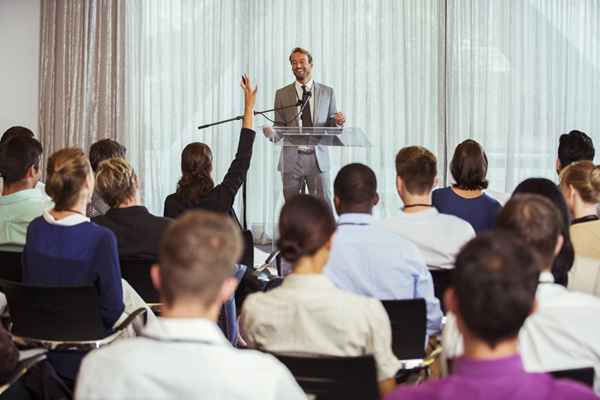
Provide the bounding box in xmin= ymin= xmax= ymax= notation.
xmin=325 ymin=213 xmax=443 ymax=335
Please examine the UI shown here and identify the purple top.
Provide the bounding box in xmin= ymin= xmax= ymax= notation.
xmin=385 ymin=355 xmax=597 ymax=400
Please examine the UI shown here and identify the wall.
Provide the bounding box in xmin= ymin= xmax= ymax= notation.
xmin=0 ymin=0 xmax=40 ymax=135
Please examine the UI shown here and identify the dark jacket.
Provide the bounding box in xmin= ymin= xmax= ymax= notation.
xmin=163 ymin=128 xmax=256 ymax=219
xmin=93 ymin=206 xmax=171 ymax=261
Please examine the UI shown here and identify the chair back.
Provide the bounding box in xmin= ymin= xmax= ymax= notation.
xmin=381 ymin=299 xmax=426 ymax=360
xmin=119 ymin=259 xmax=159 ymax=304
xmin=271 ymin=353 xmax=379 ymax=400
xmin=550 ymin=367 xmax=595 ymax=389
xmin=0 ymin=252 xmax=22 ymax=282
xmin=0 ymin=279 xmax=106 ymax=341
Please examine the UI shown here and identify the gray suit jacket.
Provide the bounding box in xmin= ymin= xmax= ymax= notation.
xmin=274 ymin=82 xmax=338 ymax=172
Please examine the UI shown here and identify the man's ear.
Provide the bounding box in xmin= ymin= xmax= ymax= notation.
xmin=217 ymin=277 xmax=238 ymax=305
xmin=334 ymin=195 xmax=342 ymax=215
xmin=554 ymin=234 xmax=564 ymax=257
xmin=555 ymin=159 xmax=562 ymax=175
xmin=396 ymin=176 xmax=403 ymax=194
xmin=529 ymin=299 xmax=539 ymax=316
xmin=433 ymin=176 xmax=439 ymax=189
xmin=444 ymin=287 xmax=458 ymax=315
xmin=150 ymin=264 xmax=161 ymax=291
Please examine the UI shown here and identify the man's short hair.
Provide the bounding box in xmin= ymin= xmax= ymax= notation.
xmin=334 ymin=163 xmax=377 ymax=205
xmin=453 ymin=231 xmax=540 ymax=348
xmin=158 ymin=211 xmax=242 ymax=307
xmin=496 ymin=194 xmax=562 ymax=267
xmin=450 ymin=139 xmax=489 ymax=190
xmin=0 ymin=136 xmax=42 ymax=184
xmin=395 ymin=146 xmax=437 ymax=195
xmin=89 ymin=139 xmax=127 ymax=172
xmin=289 ymin=47 xmax=313 ymax=64
xmin=557 ymin=130 xmax=594 ymax=171
xmin=0 ymin=126 xmax=34 ymax=144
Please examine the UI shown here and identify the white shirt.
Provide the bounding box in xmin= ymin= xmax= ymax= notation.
xmin=75 ymin=318 xmax=305 ymax=400
xmin=325 ymin=213 xmax=443 ymax=335
xmin=241 ymin=274 xmax=401 ymax=381
xmin=377 ymin=208 xmax=475 ymax=270
xmin=294 ymin=79 xmax=314 ymax=123
xmin=443 ymin=271 xmax=600 ymax=394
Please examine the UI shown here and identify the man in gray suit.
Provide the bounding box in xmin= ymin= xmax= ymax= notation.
xmin=267 ymin=47 xmax=346 ymax=203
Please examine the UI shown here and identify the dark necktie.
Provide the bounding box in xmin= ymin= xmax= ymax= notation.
xmin=301 ymin=85 xmax=313 ymax=127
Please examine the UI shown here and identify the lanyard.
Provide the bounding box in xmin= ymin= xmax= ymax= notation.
xmin=337 ymin=222 xmax=370 ymax=227
xmin=141 ymin=333 xmax=218 ymax=346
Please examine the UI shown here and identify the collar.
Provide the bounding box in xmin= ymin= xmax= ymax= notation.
xmin=282 ymin=273 xmax=335 ymax=290
xmin=42 ymin=209 xmax=90 ymax=226
xmin=337 ymin=213 xmax=372 ymax=226
xmin=571 ymin=214 xmax=600 ymax=226
xmin=142 ymin=318 xmax=230 ymax=346
xmin=454 ymin=354 xmax=524 ymax=379
xmin=105 ymin=205 xmax=150 ymax=217
xmin=538 ymin=270 xmax=555 ymax=284
xmin=295 ymin=79 xmax=314 ymax=92
xmin=0 ymin=188 xmax=48 ymax=205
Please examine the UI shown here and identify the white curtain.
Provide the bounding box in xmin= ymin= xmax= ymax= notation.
xmin=446 ymin=0 xmax=600 ymax=194
xmin=122 ymin=0 xmax=442 ymax=229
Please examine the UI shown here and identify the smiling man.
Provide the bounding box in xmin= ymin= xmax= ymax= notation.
xmin=269 ymin=47 xmax=346 ymax=204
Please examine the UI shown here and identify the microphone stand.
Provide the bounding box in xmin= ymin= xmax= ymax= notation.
xmin=197 ymin=100 xmax=303 ymax=231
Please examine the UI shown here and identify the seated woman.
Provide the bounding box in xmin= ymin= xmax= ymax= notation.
xmin=560 ymin=161 xmax=600 ymax=257
xmin=93 ymin=157 xmax=170 ymax=261
xmin=240 ymin=195 xmax=400 ymax=397
xmin=22 ymin=148 xmax=125 ymax=384
xmin=163 ymin=75 xmax=257 ymax=219
xmin=513 ymin=178 xmax=574 ymax=287
xmin=432 ymin=139 xmax=501 ymax=232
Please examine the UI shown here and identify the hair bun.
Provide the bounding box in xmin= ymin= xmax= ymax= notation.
xmin=277 ymin=238 xmax=304 ymax=264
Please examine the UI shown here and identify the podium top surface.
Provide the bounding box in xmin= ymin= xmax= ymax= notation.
xmin=272 ymin=126 xmax=370 ymax=147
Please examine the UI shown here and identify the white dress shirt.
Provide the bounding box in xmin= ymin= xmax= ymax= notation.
xmin=294 ymin=79 xmax=314 ymax=123
xmin=443 ymin=271 xmax=600 ymax=394
xmin=241 ymin=273 xmax=401 ymax=381
xmin=75 ymin=318 xmax=305 ymax=400
xmin=377 ymin=208 xmax=475 ymax=270
xmin=325 ymin=213 xmax=443 ymax=335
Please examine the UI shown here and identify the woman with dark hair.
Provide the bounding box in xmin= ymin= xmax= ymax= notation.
xmin=240 ymin=195 xmax=400 ymax=397
xmin=512 ymin=178 xmax=574 ymax=287
xmin=163 ymin=75 xmax=257 ymax=219
xmin=432 ymin=139 xmax=501 ymax=232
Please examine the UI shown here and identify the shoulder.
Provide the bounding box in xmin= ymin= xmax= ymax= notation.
xmin=432 ymin=187 xmax=451 ymax=198
xmin=434 ymin=212 xmax=475 ymax=235
xmin=276 ymin=84 xmax=295 ymax=96
xmin=385 ymin=380 xmax=443 ymax=400
xmin=315 ymin=82 xmax=333 ymax=92
xmin=550 ymin=377 xmax=598 ymax=399
xmin=482 ymin=193 xmax=502 ymax=208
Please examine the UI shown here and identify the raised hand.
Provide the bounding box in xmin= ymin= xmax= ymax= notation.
xmin=241 ymin=74 xmax=258 ymax=112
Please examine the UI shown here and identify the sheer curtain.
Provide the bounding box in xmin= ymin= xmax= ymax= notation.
xmin=122 ymin=0 xmax=442 ymax=227
xmin=446 ymin=0 xmax=600 ymax=195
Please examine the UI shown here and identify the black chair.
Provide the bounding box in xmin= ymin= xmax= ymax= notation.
xmin=0 ymin=279 xmax=145 ymax=351
xmin=271 ymin=353 xmax=379 ymax=400
xmin=550 ymin=367 xmax=595 ymax=389
xmin=381 ymin=299 xmax=442 ymax=381
xmin=429 ymin=269 xmax=452 ymax=312
xmin=0 ymin=252 xmax=22 ymax=282
xmin=0 ymin=352 xmax=46 ymax=399
xmin=119 ymin=259 xmax=160 ymax=305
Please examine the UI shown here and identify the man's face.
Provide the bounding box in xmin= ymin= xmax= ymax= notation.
xmin=290 ymin=52 xmax=312 ymax=83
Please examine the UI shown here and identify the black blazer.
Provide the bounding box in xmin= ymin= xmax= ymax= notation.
xmin=93 ymin=206 xmax=171 ymax=261
xmin=163 ymin=128 xmax=256 ymax=219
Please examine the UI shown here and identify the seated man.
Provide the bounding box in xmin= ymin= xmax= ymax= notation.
xmin=87 ymin=138 xmax=127 ymax=217
xmin=444 ymin=194 xmax=600 ymax=394
xmin=387 ymin=231 xmax=596 ymax=400
xmin=75 ymin=211 xmax=304 ymax=399
xmin=241 ymin=195 xmax=400 ymax=397
xmin=0 ymin=136 xmax=53 ymax=251
xmin=325 ymin=163 xmax=442 ymax=335
xmin=378 ymin=146 xmax=474 ymax=302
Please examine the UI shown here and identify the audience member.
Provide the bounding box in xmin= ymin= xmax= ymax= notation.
xmin=556 ymin=129 xmax=595 ymax=175
xmin=444 ymin=194 xmax=600 ymax=394
xmin=0 ymin=126 xmax=42 ymax=195
xmin=560 ymin=161 xmax=600 ymax=258
xmin=0 ymin=325 xmax=18 ymax=384
xmin=432 ymin=139 xmax=501 ymax=232
xmin=93 ymin=157 xmax=170 ymax=261
xmin=0 ymin=136 xmax=53 ymax=252
xmin=378 ymin=146 xmax=474 ymax=304
xmin=87 ymin=138 xmax=127 ymax=217
xmin=513 ymin=178 xmax=574 ymax=286
xmin=163 ymin=74 xmax=258 ymax=220
xmin=324 ymin=163 xmax=442 ymax=335
xmin=389 ymin=230 xmax=596 ymax=400
xmin=75 ymin=211 xmax=305 ymax=400
xmin=22 ymin=147 xmax=125 ymax=384
xmin=241 ymin=194 xmax=400 ymax=397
